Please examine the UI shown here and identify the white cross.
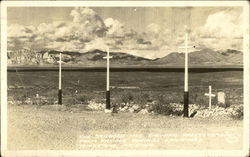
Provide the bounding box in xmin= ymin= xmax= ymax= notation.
xmin=103 ymin=47 xmax=113 ymax=91
xmin=205 ymin=85 xmax=216 ymax=110
xmin=57 ymin=53 xmax=62 ymax=90
xmin=178 ymin=32 xmax=195 ymax=92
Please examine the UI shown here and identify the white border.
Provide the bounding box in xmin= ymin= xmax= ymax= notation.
xmin=0 ymin=1 xmax=249 ymax=7
xmin=243 ymin=3 xmax=250 ymax=157
xmin=1 ymin=1 xmax=249 ymax=157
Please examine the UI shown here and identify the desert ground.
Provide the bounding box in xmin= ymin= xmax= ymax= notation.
xmin=8 ymin=103 xmax=243 ymax=150
xmin=7 ymin=70 xmax=243 ymax=150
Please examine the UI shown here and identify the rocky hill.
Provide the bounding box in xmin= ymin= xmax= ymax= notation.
xmin=7 ymin=48 xmax=243 ymax=67
xmin=156 ymin=48 xmax=243 ymax=66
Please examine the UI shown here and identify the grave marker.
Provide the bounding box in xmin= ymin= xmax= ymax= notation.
xmin=57 ymin=53 xmax=63 ymax=105
xmin=179 ymin=32 xmax=195 ymax=117
xmin=217 ymin=92 xmax=225 ymax=105
xmin=205 ymin=85 xmax=216 ymax=110
xmin=103 ymin=47 xmax=113 ymax=111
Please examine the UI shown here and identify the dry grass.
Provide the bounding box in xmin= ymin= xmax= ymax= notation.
xmin=7 ymin=70 xmax=244 ymax=150
xmin=8 ymin=71 xmax=243 ymax=107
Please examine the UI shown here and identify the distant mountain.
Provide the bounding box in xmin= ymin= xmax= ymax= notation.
xmin=7 ymin=49 xmax=152 ymax=66
xmin=73 ymin=49 xmax=152 ymax=66
xmin=219 ymin=49 xmax=243 ymax=64
xmin=156 ymin=52 xmax=184 ymax=64
xmin=7 ymin=48 xmax=243 ymax=67
xmin=155 ymin=48 xmax=243 ymax=66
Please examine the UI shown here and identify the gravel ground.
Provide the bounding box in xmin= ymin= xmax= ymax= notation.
xmin=7 ymin=104 xmax=243 ymax=150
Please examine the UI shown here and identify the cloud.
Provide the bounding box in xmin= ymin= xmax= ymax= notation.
xmin=46 ymin=40 xmax=85 ymax=52
xmin=7 ymin=24 xmax=40 ymax=50
xmin=198 ymin=11 xmax=242 ymax=39
xmin=83 ymin=38 xmax=108 ymax=52
xmin=46 ymin=7 xmax=107 ymax=51
xmin=8 ymin=24 xmax=36 ymax=38
xmin=104 ymin=18 xmax=125 ymax=38
xmin=8 ymin=7 xmax=109 ymax=52
xmin=7 ymin=7 xmax=243 ymax=59
xmin=195 ymin=10 xmax=243 ymax=50
xmin=70 ymin=7 xmax=107 ymax=39
xmin=146 ymin=23 xmax=161 ymax=36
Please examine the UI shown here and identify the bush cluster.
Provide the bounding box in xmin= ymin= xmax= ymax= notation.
xmin=230 ymin=104 xmax=243 ymax=120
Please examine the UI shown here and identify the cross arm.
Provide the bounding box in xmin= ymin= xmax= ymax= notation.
xmin=103 ymin=56 xmax=113 ymax=59
xmin=205 ymin=93 xmax=216 ymax=97
xmin=178 ymin=46 xmax=196 ymax=49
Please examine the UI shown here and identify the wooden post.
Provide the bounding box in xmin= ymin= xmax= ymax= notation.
xmin=103 ymin=47 xmax=112 ymax=110
xmin=184 ymin=32 xmax=189 ymax=117
xmin=58 ymin=53 xmax=62 ymax=105
xmin=178 ymin=32 xmax=195 ymax=117
xmin=205 ymin=85 xmax=216 ymax=110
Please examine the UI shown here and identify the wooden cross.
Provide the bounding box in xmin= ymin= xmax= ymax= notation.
xmin=57 ymin=53 xmax=63 ymax=104
xmin=178 ymin=32 xmax=196 ymax=92
xmin=178 ymin=32 xmax=195 ymax=117
xmin=205 ymin=85 xmax=216 ymax=110
xmin=103 ymin=47 xmax=113 ymax=110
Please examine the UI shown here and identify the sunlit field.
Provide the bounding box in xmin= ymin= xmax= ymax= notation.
xmin=7 ymin=70 xmax=244 ymax=150
xmin=8 ymin=70 xmax=243 ymax=106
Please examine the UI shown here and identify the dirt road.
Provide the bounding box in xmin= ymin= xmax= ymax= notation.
xmin=7 ymin=104 xmax=243 ymax=150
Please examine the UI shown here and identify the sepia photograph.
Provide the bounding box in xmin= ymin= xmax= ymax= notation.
xmin=1 ymin=1 xmax=249 ymax=156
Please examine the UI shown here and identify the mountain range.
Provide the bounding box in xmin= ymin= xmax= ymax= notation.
xmin=7 ymin=48 xmax=243 ymax=68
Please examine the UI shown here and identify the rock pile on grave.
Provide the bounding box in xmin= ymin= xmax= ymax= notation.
xmin=8 ymin=96 xmax=49 ymax=106
xmin=138 ymin=109 xmax=149 ymax=114
xmin=195 ymin=104 xmax=243 ymax=118
xmin=87 ymin=101 xmax=105 ymax=110
xmin=117 ymin=102 xmax=152 ymax=113
xmin=115 ymin=102 xmax=200 ymax=115
xmin=118 ymin=103 xmax=141 ymax=113
xmin=24 ymin=96 xmax=49 ymax=105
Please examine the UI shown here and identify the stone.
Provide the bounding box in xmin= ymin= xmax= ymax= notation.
xmin=24 ymin=98 xmax=33 ymax=105
xmin=138 ymin=109 xmax=149 ymax=114
xmin=87 ymin=101 xmax=105 ymax=110
xmin=132 ymin=104 xmax=140 ymax=111
xmin=8 ymin=100 xmax=14 ymax=105
xmin=129 ymin=107 xmax=135 ymax=113
xmin=104 ymin=109 xmax=112 ymax=113
xmin=217 ymin=92 xmax=225 ymax=105
xmin=120 ymin=106 xmax=128 ymax=112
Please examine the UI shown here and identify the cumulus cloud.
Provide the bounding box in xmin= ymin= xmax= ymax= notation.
xmin=195 ymin=10 xmax=243 ymax=51
xmin=7 ymin=7 xmax=243 ymax=59
xmin=198 ymin=11 xmax=242 ymax=39
xmin=8 ymin=24 xmax=35 ymax=38
xmin=7 ymin=24 xmax=40 ymax=50
xmin=83 ymin=38 xmax=108 ymax=52
xmin=8 ymin=7 xmax=108 ymax=52
xmin=70 ymin=7 xmax=106 ymax=39
xmin=104 ymin=18 xmax=126 ymax=38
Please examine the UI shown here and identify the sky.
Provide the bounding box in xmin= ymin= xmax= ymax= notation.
xmin=7 ymin=7 xmax=243 ymax=59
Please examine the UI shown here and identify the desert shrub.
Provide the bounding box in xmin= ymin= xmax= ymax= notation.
xmin=22 ymin=96 xmax=50 ymax=106
xmin=190 ymin=93 xmax=203 ymax=105
xmin=113 ymin=91 xmax=134 ymax=105
xmin=63 ymin=92 xmax=94 ymax=105
xmin=151 ymin=95 xmax=182 ymax=116
xmin=91 ymin=94 xmax=105 ymax=104
xmin=44 ymin=97 xmax=56 ymax=104
xmin=63 ymin=96 xmax=78 ymax=105
xmin=133 ymin=91 xmax=153 ymax=107
xmin=230 ymin=104 xmax=243 ymax=120
xmin=75 ymin=94 xmax=93 ymax=104
xmin=189 ymin=90 xmax=217 ymax=108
